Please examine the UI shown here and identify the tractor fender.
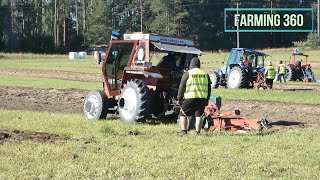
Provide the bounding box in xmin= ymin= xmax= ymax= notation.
xmin=257 ymin=68 xmax=265 ymax=73
xmin=239 ymin=64 xmax=249 ymax=70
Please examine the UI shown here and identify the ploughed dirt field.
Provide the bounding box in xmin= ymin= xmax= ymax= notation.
xmin=0 ymin=68 xmax=319 ymax=143
xmin=0 ymin=129 xmax=69 ymax=145
xmin=1 ymin=86 xmax=319 ymax=129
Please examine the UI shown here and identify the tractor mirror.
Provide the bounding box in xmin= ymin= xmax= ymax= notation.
xmin=235 ymin=110 xmax=240 ymax=115
xmin=137 ymin=48 xmax=145 ymax=61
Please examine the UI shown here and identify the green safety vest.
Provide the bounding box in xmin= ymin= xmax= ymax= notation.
xmin=266 ymin=66 xmax=276 ymax=79
xmin=279 ymin=64 xmax=286 ymax=74
xmin=184 ymin=68 xmax=209 ymax=99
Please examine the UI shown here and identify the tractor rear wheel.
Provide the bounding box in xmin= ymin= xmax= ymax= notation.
xmin=285 ymin=65 xmax=294 ymax=81
xmin=83 ymin=90 xmax=108 ymax=121
xmin=118 ymin=79 xmax=150 ymax=124
xmin=227 ymin=66 xmax=247 ymax=89
xmin=209 ymin=71 xmax=219 ymax=89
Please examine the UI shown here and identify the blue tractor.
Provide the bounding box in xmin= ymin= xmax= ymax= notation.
xmin=209 ymin=48 xmax=267 ymax=89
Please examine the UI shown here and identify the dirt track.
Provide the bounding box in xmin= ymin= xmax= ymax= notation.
xmin=1 ymin=86 xmax=319 ymax=130
xmin=0 ymin=86 xmax=86 ymax=114
xmin=0 ymin=129 xmax=69 ymax=144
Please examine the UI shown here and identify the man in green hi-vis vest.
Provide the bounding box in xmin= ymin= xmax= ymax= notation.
xmin=278 ymin=60 xmax=286 ymax=83
xmin=264 ymin=61 xmax=276 ymax=90
xmin=177 ymin=57 xmax=211 ymax=136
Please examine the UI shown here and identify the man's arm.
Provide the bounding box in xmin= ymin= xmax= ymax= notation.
xmin=206 ymin=74 xmax=211 ymax=101
xmin=177 ymin=72 xmax=189 ymax=103
xmin=264 ymin=67 xmax=268 ymax=77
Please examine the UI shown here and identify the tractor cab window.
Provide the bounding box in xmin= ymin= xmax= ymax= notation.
xmin=105 ymin=42 xmax=135 ymax=90
xmin=134 ymin=42 xmax=146 ymax=66
xmin=243 ymin=54 xmax=264 ymax=68
xmin=256 ymin=55 xmax=264 ymax=67
xmin=106 ymin=50 xmax=119 ymax=64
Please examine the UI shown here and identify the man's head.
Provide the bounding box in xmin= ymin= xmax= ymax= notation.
xmin=279 ymin=60 xmax=283 ymax=64
xmin=172 ymin=52 xmax=182 ymax=60
xmin=268 ymin=61 xmax=272 ymax=66
xmin=190 ymin=57 xmax=201 ymax=69
xmin=250 ymin=55 xmax=255 ymax=60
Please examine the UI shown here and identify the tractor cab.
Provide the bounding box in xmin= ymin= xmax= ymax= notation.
xmin=84 ymin=33 xmax=202 ymax=123
xmin=225 ymin=48 xmax=266 ymax=72
xmin=210 ymin=48 xmax=267 ymax=89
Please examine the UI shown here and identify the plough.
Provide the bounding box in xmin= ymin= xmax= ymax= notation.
xmin=201 ymin=97 xmax=271 ymax=132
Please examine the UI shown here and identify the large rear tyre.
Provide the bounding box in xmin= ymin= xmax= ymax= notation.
xmin=208 ymin=71 xmax=220 ymax=89
xmin=274 ymin=73 xmax=279 ymax=82
xmin=227 ymin=66 xmax=247 ymax=89
xmin=118 ymin=79 xmax=150 ymax=124
xmin=83 ymin=90 xmax=108 ymax=121
xmin=285 ymin=65 xmax=294 ymax=81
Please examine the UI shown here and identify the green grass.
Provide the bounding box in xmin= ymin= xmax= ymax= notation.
xmin=200 ymin=49 xmax=320 ymax=73
xmin=201 ymin=48 xmax=320 ymax=64
xmin=0 ymin=109 xmax=320 ymax=179
xmin=0 ymin=75 xmax=101 ymax=90
xmin=0 ymin=51 xmax=320 ymax=179
xmin=213 ymin=88 xmax=320 ymax=105
xmin=1 ymin=50 xmax=319 ymax=76
xmin=0 ymin=53 xmax=100 ymax=74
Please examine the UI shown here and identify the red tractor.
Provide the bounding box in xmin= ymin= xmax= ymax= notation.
xmin=83 ymin=33 xmax=202 ymax=123
xmin=83 ymin=32 xmax=271 ymax=132
xmin=283 ymin=52 xmax=315 ymax=82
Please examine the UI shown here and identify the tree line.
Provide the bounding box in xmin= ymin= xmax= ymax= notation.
xmin=0 ymin=0 xmax=317 ymax=53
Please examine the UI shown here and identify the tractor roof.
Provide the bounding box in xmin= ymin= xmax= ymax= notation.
xmin=292 ymin=52 xmax=309 ymax=57
xmin=232 ymin=48 xmax=267 ymax=56
xmin=123 ymin=33 xmax=202 ymax=55
xmin=123 ymin=33 xmax=195 ymax=46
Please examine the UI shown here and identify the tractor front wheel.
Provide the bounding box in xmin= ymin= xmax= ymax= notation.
xmin=118 ymin=79 xmax=150 ymax=124
xmin=227 ymin=66 xmax=247 ymax=89
xmin=83 ymin=90 xmax=108 ymax=121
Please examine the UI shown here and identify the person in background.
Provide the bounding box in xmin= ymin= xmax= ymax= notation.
xmin=242 ymin=57 xmax=249 ymax=67
xmin=157 ymin=52 xmax=182 ymax=70
xmin=264 ymin=61 xmax=276 ymax=90
xmin=278 ymin=60 xmax=286 ymax=83
xmin=177 ymin=57 xmax=211 ymax=136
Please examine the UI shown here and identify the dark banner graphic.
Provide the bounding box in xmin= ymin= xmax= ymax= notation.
xmin=225 ymin=8 xmax=314 ymax=32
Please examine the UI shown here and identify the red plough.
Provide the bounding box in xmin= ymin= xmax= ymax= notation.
xmin=203 ymin=99 xmax=271 ymax=132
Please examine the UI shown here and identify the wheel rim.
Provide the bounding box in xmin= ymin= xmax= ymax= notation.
xmin=84 ymin=95 xmax=100 ymax=119
xmin=119 ymin=87 xmax=138 ymax=122
xmin=209 ymin=74 xmax=216 ymax=87
xmin=228 ymin=70 xmax=241 ymax=88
